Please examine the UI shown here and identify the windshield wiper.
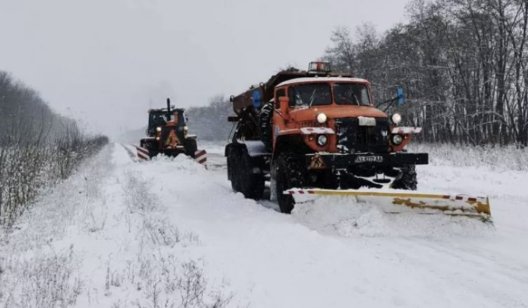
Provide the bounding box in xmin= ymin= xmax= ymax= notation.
xmin=309 ymin=89 xmax=317 ymax=107
xmin=351 ymin=93 xmax=360 ymax=106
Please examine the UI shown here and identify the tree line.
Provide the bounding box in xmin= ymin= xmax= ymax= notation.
xmin=325 ymin=0 xmax=528 ymax=146
xmin=186 ymin=96 xmax=233 ymax=142
xmin=0 ymin=71 xmax=108 ymax=227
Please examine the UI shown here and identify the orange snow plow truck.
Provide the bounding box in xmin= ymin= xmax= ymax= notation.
xmin=225 ymin=62 xmax=491 ymax=220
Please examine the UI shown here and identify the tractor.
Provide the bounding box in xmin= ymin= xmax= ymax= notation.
xmin=138 ymin=98 xmax=199 ymax=160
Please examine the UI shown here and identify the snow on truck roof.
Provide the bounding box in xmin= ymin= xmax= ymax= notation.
xmin=276 ymin=76 xmax=369 ymax=87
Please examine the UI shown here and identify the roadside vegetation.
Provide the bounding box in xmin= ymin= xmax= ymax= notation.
xmin=0 ymin=71 xmax=108 ymax=227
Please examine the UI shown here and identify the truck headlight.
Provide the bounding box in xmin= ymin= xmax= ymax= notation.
xmin=392 ymin=134 xmax=403 ymax=145
xmin=317 ymin=113 xmax=327 ymax=124
xmin=156 ymin=126 xmax=162 ymax=132
xmin=391 ymin=113 xmax=402 ymax=125
xmin=183 ymin=126 xmax=189 ymax=136
xmin=317 ymin=135 xmax=328 ymax=146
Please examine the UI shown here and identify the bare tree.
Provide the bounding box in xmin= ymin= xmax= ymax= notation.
xmin=324 ymin=0 xmax=528 ymax=146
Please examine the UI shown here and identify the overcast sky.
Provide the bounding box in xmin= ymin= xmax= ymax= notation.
xmin=0 ymin=0 xmax=410 ymax=137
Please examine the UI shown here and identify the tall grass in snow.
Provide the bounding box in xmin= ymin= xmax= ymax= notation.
xmin=0 ymin=133 xmax=108 ymax=227
xmin=0 ymin=71 xmax=110 ymax=227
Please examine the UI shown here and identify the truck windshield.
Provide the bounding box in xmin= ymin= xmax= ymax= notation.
xmin=289 ymin=83 xmax=332 ymax=107
xmin=333 ymin=83 xmax=371 ymax=106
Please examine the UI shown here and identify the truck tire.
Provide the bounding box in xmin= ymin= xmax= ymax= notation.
xmin=391 ymin=165 xmax=417 ymax=190
xmin=275 ymin=152 xmax=306 ymax=214
xmin=236 ymin=149 xmax=265 ymax=200
xmin=184 ymin=138 xmax=198 ymax=158
xmin=227 ymin=146 xmax=241 ymax=192
xmin=259 ymin=102 xmax=273 ymax=151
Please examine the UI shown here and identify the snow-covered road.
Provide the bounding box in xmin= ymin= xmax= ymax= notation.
xmin=1 ymin=143 xmax=527 ymax=307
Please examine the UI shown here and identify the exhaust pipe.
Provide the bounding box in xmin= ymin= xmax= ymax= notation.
xmin=166 ymin=98 xmax=171 ymax=120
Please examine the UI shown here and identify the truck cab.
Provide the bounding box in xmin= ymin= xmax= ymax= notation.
xmin=270 ymin=77 xmax=406 ymax=154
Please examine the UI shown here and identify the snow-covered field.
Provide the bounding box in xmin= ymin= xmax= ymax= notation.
xmin=1 ymin=143 xmax=527 ymax=307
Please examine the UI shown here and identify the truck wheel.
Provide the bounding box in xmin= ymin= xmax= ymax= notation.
xmin=391 ymin=165 xmax=417 ymax=190
xmin=184 ymin=138 xmax=198 ymax=158
xmin=275 ymin=152 xmax=306 ymax=214
xmin=227 ymin=146 xmax=241 ymax=192
xmin=237 ymin=149 xmax=265 ymax=199
xmin=259 ymin=102 xmax=273 ymax=151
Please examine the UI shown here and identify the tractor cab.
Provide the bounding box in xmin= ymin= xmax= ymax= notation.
xmin=147 ymin=110 xmax=167 ymax=137
xmin=146 ymin=108 xmax=187 ymax=137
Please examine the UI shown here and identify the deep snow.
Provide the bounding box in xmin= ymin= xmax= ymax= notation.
xmin=1 ymin=143 xmax=527 ymax=307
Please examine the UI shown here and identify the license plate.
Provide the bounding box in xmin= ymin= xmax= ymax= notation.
xmin=358 ymin=116 xmax=376 ymax=126
xmin=354 ymin=155 xmax=383 ymax=163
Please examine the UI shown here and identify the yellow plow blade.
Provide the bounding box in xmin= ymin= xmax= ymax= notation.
xmin=286 ymin=188 xmax=491 ymax=221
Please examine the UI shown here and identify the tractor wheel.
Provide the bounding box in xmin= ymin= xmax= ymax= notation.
xmin=236 ymin=149 xmax=265 ymax=200
xmin=141 ymin=139 xmax=158 ymax=158
xmin=391 ymin=165 xmax=417 ymax=190
xmin=275 ymin=152 xmax=306 ymax=214
xmin=184 ymin=138 xmax=198 ymax=158
xmin=259 ymin=102 xmax=274 ymax=151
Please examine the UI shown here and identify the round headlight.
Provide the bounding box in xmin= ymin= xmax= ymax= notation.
xmin=391 ymin=113 xmax=402 ymax=125
xmin=156 ymin=126 xmax=162 ymax=132
xmin=317 ymin=113 xmax=327 ymax=124
xmin=317 ymin=135 xmax=328 ymax=146
xmin=392 ymin=134 xmax=403 ymax=145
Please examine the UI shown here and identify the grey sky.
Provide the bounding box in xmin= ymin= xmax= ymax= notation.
xmin=0 ymin=0 xmax=409 ymax=137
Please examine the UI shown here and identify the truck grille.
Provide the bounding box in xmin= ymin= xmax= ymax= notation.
xmin=336 ymin=118 xmax=389 ymax=153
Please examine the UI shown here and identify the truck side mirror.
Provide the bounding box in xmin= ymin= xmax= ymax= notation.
xmin=279 ymin=96 xmax=289 ymax=115
xmin=252 ymin=89 xmax=262 ymax=109
xmin=396 ymin=86 xmax=405 ymax=106
xmin=377 ymin=86 xmax=406 ymax=111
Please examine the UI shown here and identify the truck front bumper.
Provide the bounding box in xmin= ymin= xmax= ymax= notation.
xmin=306 ymin=152 xmax=428 ymax=170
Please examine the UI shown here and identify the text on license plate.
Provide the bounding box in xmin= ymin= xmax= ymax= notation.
xmin=354 ymin=155 xmax=383 ymax=163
